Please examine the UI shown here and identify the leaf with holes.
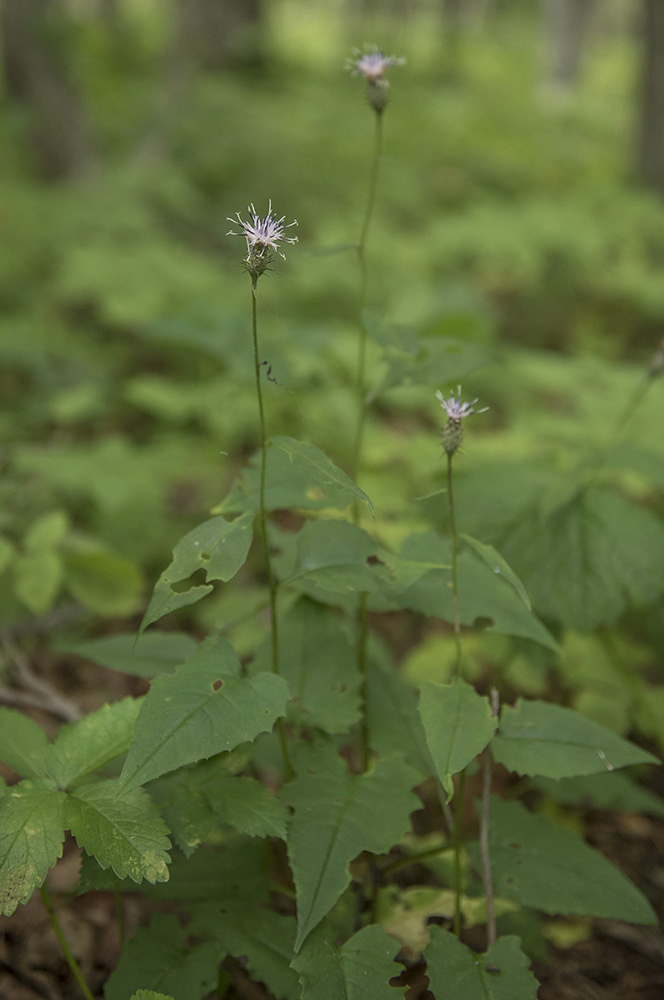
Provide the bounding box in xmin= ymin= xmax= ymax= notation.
xmin=424 ymin=927 xmax=539 ymax=999
xmin=119 ymin=636 xmax=289 ymax=790
xmin=139 ymin=512 xmax=254 ymax=635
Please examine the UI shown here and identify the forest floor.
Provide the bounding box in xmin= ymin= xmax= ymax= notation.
xmin=1 ymin=641 xmax=663 ymax=1000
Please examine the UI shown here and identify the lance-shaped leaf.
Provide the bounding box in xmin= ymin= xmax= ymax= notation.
xmin=424 ymin=927 xmax=539 ymax=1000
xmin=418 ymin=679 xmax=497 ymax=800
xmin=61 ymin=631 xmax=197 ymax=677
xmin=251 ymin=599 xmax=362 ymax=735
xmin=192 ymin=903 xmax=300 ymax=1000
xmin=216 ymin=436 xmax=373 ymax=516
xmin=104 ymin=913 xmax=220 ymax=1000
xmin=65 ymin=779 xmax=170 ymax=884
xmin=0 ymin=780 xmax=66 ymax=916
xmin=0 ymin=707 xmax=51 ymax=779
xmin=469 ymin=798 xmax=656 ymax=924
xmin=283 ymin=743 xmax=420 ymax=951
xmin=292 ymin=922 xmax=406 ymax=1000
xmin=139 ymin=512 xmax=254 ymax=635
xmin=49 ymin=697 xmax=143 ymax=789
xmin=492 ymin=699 xmax=659 ymax=780
xmin=120 ymin=636 xmax=289 ymax=790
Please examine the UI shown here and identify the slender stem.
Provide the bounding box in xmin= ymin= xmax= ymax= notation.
xmin=351 ymin=110 xmax=384 ymax=497
xmin=480 ymin=688 xmax=500 ymax=948
xmin=446 ymin=452 xmax=463 ymax=675
xmin=350 ymin=111 xmax=384 ymax=773
xmin=357 ymin=591 xmax=370 ymax=771
xmin=40 ymin=886 xmax=95 ymax=1000
xmin=251 ymin=279 xmax=293 ymax=780
xmin=452 ymin=769 xmax=466 ymax=937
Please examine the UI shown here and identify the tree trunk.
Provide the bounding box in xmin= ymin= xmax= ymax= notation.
xmin=540 ymin=0 xmax=598 ymax=100
xmin=0 ymin=0 xmax=94 ymax=180
xmin=177 ymin=0 xmax=264 ymax=73
xmin=638 ymin=0 xmax=664 ymax=194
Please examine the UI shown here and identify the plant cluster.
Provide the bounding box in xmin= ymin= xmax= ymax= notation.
xmin=1 ymin=21 xmax=663 ymax=1000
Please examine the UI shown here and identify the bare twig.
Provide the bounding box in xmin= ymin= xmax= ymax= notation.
xmin=0 ymin=636 xmax=81 ymax=722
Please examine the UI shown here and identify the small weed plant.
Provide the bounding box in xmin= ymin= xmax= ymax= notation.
xmin=1 ymin=43 xmax=663 ymax=1000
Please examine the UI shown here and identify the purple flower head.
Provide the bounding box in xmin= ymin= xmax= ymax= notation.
xmin=346 ymin=45 xmax=405 ymax=82
xmin=436 ymin=387 xmax=488 ymax=423
xmin=227 ymin=201 xmax=298 ymax=261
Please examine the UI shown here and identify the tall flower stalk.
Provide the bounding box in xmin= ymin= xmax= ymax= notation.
xmin=227 ymin=202 xmax=297 ymax=779
xmin=347 ymin=47 xmax=404 ymax=772
xmin=436 ymin=386 xmax=488 ymax=935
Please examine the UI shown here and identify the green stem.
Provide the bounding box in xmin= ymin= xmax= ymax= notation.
xmin=251 ymin=279 xmax=293 ymax=780
xmin=40 ymin=886 xmax=94 ymax=1000
xmin=452 ymin=769 xmax=466 ymax=937
xmin=447 ymin=452 xmax=462 ymax=675
xmin=351 ymin=110 xmax=384 ymax=497
xmin=357 ymin=590 xmax=370 ymax=771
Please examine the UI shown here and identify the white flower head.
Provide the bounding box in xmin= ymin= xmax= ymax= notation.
xmin=227 ymin=200 xmax=298 ymax=262
xmin=436 ymin=386 xmax=488 ymax=423
xmin=346 ymin=45 xmax=405 ymax=82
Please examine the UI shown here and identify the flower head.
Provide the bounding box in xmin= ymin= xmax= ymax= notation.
xmin=436 ymin=387 xmax=487 ymax=456
xmin=227 ymin=201 xmax=298 ymax=279
xmin=346 ymin=46 xmax=405 ymax=82
xmin=437 ymin=386 xmax=487 ymax=422
xmin=346 ymin=45 xmax=405 ymax=113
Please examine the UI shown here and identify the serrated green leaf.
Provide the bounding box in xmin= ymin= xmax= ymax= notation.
xmin=14 ymin=550 xmax=62 ymax=614
xmin=0 ymin=707 xmax=51 ymax=779
xmin=0 ymin=780 xmax=66 ymax=916
xmin=283 ymin=743 xmax=420 ymax=950
xmin=63 ymin=548 xmax=143 ymax=616
xmin=59 ymin=631 xmax=197 ymax=677
xmin=292 ymin=922 xmax=406 ymax=1000
xmin=418 ymin=679 xmax=497 ymax=800
xmin=152 ymin=765 xmax=288 ymax=854
xmin=49 ymin=697 xmax=143 ymax=788
xmin=120 ymin=636 xmax=289 ymax=789
xmin=424 ymin=928 xmax=539 ymax=999
xmin=216 ymin=437 xmax=373 ymax=516
xmin=501 ymin=487 xmax=664 ymax=631
xmin=129 ymin=992 xmax=175 ymax=1000
xmin=139 ymin=512 xmax=254 ymax=634
xmin=492 ymin=699 xmax=659 ymax=779
xmin=470 ymin=798 xmax=656 ymax=924
xmin=460 ymin=534 xmax=531 ymax=609
xmin=193 ymin=904 xmax=299 ymax=1000
xmin=104 ymin=913 xmax=220 ymax=1000
xmin=66 ymin=779 xmax=170 ymax=884
xmin=251 ymin=599 xmax=362 ymax=734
